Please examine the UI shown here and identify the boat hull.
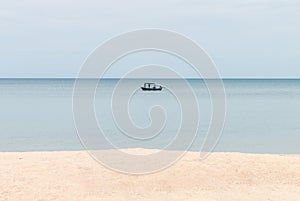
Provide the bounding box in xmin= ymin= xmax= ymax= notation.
xmin=141 ymin=87 xmax=162 ymax=91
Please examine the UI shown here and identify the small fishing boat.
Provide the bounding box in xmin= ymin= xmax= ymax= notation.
xmin=141 ymin=83 xmax=163 ymax=91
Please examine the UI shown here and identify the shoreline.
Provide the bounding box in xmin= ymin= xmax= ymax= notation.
xmin=1 ymin=150 xmax=299 ymax=201
xmin=2 ymin=148 xmax=299 ymax=155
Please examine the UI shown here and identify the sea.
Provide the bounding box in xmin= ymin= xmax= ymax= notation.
xmin=0 ymin=78 xmax=299 ymax=154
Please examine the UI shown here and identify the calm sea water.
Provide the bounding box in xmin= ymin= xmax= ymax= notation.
xmin=0 ymin=79 xmax=299 ymax=153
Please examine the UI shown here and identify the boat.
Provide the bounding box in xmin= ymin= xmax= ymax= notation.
xmin=141 ymin=83 xmax=163 ymax=91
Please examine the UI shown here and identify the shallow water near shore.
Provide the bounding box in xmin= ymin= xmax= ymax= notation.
xmin=0 ymin=78 xmax=299 ymax=153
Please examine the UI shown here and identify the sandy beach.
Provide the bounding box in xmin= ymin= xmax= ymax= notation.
xmin=0 ymin=150 xmax=299 ymax=201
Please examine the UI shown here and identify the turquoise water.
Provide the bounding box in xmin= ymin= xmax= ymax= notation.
xmin=0 ymin=79 xmax=299 ymax=153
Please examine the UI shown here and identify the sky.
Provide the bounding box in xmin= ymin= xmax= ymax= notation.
xmin=0 ymin=0 xmax=299 ymax=78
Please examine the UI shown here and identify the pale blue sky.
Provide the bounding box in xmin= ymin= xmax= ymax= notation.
xmin=0 ymin=0 xmax=299 ymax=78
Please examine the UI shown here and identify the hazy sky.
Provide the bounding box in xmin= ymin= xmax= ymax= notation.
xmin=0 ymin=0 xmax=299 ymax=78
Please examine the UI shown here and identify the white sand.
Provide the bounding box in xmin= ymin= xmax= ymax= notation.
xmin=0 ymin=150 xmax=299 ymax=201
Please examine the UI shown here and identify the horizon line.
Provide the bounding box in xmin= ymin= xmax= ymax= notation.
xmin=0 ymin=77 xmax=300 ymax=80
